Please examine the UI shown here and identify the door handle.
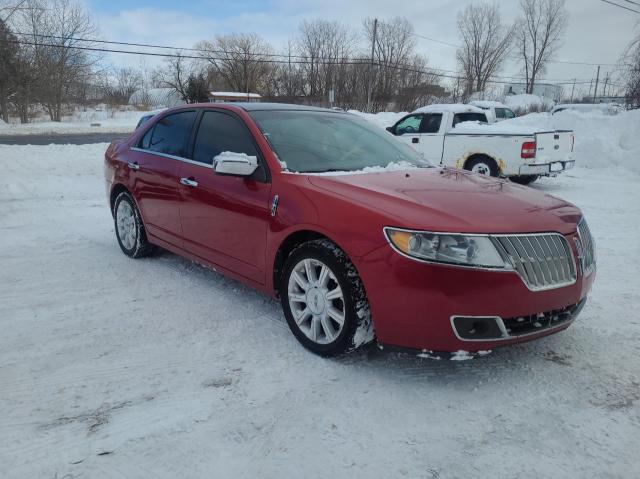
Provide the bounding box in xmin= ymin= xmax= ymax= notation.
xmin=412 ymin=137 xmax=419 ymax=144
xmin=127 ymin=161 xmax=140 ymax=170
xmin=180 ymin=177 xmax=198 ymax=187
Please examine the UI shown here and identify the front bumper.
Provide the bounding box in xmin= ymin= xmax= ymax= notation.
xmin=358 ymin=239 xmax=595 ymax=353
xmin=518 ymin=160 xmax=575 ymax=176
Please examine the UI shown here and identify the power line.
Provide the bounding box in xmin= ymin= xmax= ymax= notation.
xmin=411 ymin=32 xmax=460 ymax=48
xmin=410 ymin=29 xmax=618 ymax=68
xmin=621 ymin=0 xmax=640 ymax=7
xmin=598 ymin=0 xmax=640 ymax=14
xmin=10 ymin=30 xmax=363 ymax=63
xmin=0 ymin=38 xmax=371 ymax=65
xmin=0 ymin=36 xmax=621 ymax=88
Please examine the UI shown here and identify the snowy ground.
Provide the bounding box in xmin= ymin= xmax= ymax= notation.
xmin=1 ymin=137 xmax=640 ymax=477
xmin=0 ymin=109 xmax=144 ymax=136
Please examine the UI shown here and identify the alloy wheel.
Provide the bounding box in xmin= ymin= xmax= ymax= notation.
xmin=287 ymin=258 xmax=346 ymax=345
xmin=116 ymin=200 xmax=137 ymax=250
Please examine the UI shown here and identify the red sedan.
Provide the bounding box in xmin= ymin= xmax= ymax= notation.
xmin=104 ymin=103 xmax=596 ymax=357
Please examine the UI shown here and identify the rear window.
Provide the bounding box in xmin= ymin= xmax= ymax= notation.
xmin=453 ymin=113 xmax=488 ymax=126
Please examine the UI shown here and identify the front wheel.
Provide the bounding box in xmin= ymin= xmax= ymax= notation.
xmin=510 ymin=175 xmax=539 ymax=185
xmin=280 ymin=239 xmax=374 ymax=356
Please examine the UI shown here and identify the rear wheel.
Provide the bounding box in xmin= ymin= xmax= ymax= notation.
xmin=465 ymin=156 xmax=499 ymax=177
xmin=113 ymin=191 xmax=156 ymax=258
xmin=510 ymin=175 xmax=539 ymax=185
xmin=280 ymin=239 xmax=374 ymax=356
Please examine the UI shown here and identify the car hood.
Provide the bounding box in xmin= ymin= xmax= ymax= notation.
xmin=307 ymin=168 xmax=581 ymax=235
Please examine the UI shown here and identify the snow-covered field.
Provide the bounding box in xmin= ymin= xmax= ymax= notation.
xmin=1 ymin=113 xmax=640 ymax=477
xmin=0 ymin=109 xmax=143 ymax=136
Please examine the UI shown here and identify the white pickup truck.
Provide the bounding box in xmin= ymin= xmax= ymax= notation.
xmin=386 ymin=104 xmax=575 ymax=185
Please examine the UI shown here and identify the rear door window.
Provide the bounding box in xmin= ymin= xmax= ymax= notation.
xmin=420 ymin=114 xmax=442 ymax=134
xmin=147 ymin=111 xmax=196 ymax=157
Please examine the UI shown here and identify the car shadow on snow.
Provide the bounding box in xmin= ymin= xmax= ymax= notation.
xmin=144 ymin=248 xmax=577 ymax=385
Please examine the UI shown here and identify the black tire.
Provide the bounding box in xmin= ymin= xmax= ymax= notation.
xmin=280 ymin=239 xmax=374 ymax=357
xmin=510 ymin=175 xmax=539 ymax=185
xmin=465 ymin=155 xmax=499 ymax=177
xmin=113 ymin=191 xmax=156 ymax=258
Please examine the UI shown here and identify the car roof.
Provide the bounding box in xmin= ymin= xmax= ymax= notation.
xmin=179 ymin=102 xmax=341 ymax=113
xmin=413 ymin=103 xmax=485 ymax=114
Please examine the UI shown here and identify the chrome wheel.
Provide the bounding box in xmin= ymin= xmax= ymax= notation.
xmin=471 ymin=162 xmax=491 ymax=175
xmin=287 ymin=258 xmax=345 ymax=345
xmin=116 ymin=200 xmax=137 ymax=250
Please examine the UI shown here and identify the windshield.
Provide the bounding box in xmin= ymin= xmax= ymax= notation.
xmin=249 ymin=110 xmax=430 ymax=173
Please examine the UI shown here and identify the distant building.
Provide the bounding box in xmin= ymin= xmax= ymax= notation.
xmin=504 ymin=83 xmax=563 ymax=101
xmin=207 ymin=92 xmax=262 ymax=103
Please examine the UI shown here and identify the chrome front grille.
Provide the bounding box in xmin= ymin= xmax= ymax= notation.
xmin=576 ymin=218 xmax=596 ymax=275
xmin=493 ymin=234 xmax=577 ymax=291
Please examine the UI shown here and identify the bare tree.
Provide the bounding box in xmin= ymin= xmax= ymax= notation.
xmin=456 ymin=2 xmax=513 ymax=95
xmin=14 ymin=0 xmax=98 ymax=121
xmin=198 ymin=33 xmax=273 ymax=96
xmin=295 ymin=19 xmax=357 ymax=102
xmin=620 ymin=34 xmax=640 ymax=108
xmin=156 ymin=52 xmax=193 ymax=102
xmin=0 ymin=18 xmax=19 ymax=122
xmin=102 ymin=67 xmax=143 ymax=106
xmin=364 ymin=17 xmax=416 ymax=110
xmin=516 ymin=0 xmax=568 ymax=94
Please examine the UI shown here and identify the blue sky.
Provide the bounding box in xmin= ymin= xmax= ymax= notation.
xmin=86 ymin=0 xmax=639 ymax=93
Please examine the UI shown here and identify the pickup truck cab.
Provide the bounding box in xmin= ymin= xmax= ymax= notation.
xmin=386 ymin=104 xmax=575 ymax=185
xmin=469 ymin=100 xmax=516 ymax=122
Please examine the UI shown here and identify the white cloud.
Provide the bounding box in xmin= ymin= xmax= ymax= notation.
xmin=95 ymin=0 xmax=638 ymax=93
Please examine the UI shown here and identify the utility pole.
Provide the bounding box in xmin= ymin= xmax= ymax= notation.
xmin=366 ymin=18 xmax=378 ymax=113
xmin=570 ymin=78 xmax=576 ymax=102
xmin=602 ymin=73 xmax=609 ymax=99
xmin=593 ymin=65 xmax=600 ymax=103
xmin=287 ymin=40 xmax=292 ymax=97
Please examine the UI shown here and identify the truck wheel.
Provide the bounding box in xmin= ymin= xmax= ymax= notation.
xmin=510 ymin=175 xmax=539 ymax=185
xmin=465 ymin=156 xmax=499 ymax=177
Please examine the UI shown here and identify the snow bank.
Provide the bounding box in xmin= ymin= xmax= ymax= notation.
xmin=0 ymin=109 xmax=143 ymax=135
xmin=503 ymin=109 xmax=640 ymax=174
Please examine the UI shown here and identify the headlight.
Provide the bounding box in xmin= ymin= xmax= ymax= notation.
xmin=384 ymin=228 xmax=511 ymax=269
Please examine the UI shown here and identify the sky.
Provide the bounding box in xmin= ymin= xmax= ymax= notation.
xmin=88 ymin=0 xmax=640 ymax=95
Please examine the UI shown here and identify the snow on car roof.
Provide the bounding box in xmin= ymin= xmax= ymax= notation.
xmin=209 ymin=91 xmax=262 ymax=98
xmin=470 ymin=100 xmax=508 ymax=109
xmin=413 ymin=103 xmax=485 ymax=114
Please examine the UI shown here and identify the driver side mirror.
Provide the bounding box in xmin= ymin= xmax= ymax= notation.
xmin=386 ymin=126 xmax=396 ymax=135
xmin=213 ymin=152 xmax=259 ymax=177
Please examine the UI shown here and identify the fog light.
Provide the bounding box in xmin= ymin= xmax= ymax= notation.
xmin=452 ymin=316 xmax=505 ymax=340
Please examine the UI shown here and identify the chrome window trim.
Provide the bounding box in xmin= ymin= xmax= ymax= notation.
xmin=130 ymin=147 xmax=213 ymax=169
xmin=383 ymin=226 xmax=579 ymax=291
